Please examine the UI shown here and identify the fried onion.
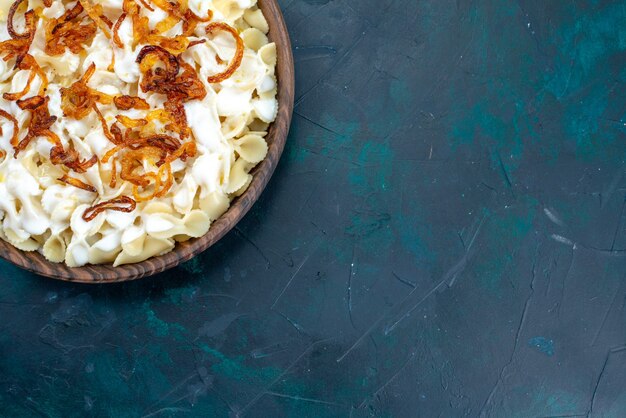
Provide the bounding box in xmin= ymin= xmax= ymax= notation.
xmin=8 ymin=0 xmax=33 ymax=40
xmin=78 ymin=0 xmax=111 ymax=38
xmin=50 ymin=145 xmax=97 ymax=173
xmin=82 ymin=196 xmax=136 ymax=222
xmin=45 ymin=2 xmax=97 ymax=56
xmin=16 ymin=95 xmax=45 ymax=110
xmin=0 ymin=109 xmax=19 ymax=147
xmin=0 ymin=0 xmax=36 ymax=66
xmin=58 ymin=175 xmax=96 ymax=192
xmin=112 ymin=12 xmax=126 ymax=48
xmin=61 ymin=63 xmax=112 ymax=119
xmin=114 ymin=95 xmax=150 ymax=111
xmin=205 ymin=22 xmax=244 ymax=84
xmin=14 ymin=96 xmax=59 ymax=156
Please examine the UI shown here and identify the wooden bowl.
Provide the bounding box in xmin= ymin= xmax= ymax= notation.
xmin=0 ymin=0 xmax=294 ymax=283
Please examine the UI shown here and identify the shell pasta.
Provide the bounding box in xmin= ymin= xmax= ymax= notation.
xmin=0 ymin=0 xmax=277 ymax=266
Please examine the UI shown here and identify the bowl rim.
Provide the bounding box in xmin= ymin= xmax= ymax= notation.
xmin=0 ymin=0 xmax=294 ymax=283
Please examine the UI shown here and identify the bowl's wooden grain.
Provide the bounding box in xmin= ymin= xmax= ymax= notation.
xmin=0 ymin=0 xmax=294 ymax=283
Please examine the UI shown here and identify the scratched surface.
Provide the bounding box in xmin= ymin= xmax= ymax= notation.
xmin=1 ymin=0 xmax=626 ymax=416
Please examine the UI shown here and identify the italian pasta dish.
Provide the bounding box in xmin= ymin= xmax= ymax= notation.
xmin=0 ymin=0 xmax=278 ymax=266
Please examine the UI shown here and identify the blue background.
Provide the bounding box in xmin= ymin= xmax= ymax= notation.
xmin=1 ymin=0 xmax=626 ymax=416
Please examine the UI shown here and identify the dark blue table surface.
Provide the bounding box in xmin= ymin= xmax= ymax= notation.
xmin=1 ymin=0 xmax=625 ymax=416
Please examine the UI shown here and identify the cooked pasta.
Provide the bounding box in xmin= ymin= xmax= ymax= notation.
xmin=0 ymin=0 xmax=277 ymax=266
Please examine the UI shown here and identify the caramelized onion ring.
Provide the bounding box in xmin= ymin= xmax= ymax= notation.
xmin=8 ymin=0 xmax=32 ymax=40
xmin=116 ymin=115 xmax=148 ymax=128
xmin=120 ymin=146 xmax=165 ymax=187
xmin=82 ymin=196 xmax=136 ymax=222
xmin=108 ymin=50 xmax=116 ymax=72
xmin=13 ymin=133 xmax=35 ymax=156
xmin=22 ymin=55 xmax=48 ymax=96
xmin=205 ymin=22 xmax=244 ymax=84
xmin=132 ymin=162 xmax=171 ymax=202
xmin=1 ymin=2 xmax=35 ymax=67
xmin=60 ymin=64 xmax=104 ymax=119
xmin=50 ymin=145 xmax=97 ymax=173
xmin=101 ymin=146 xmax=121 ymax=164
xmin=122 ymin=0 xmax=140 ymax=14
xmin=150 ymin=0 xmax=185 ymax=19
xmin=78 ymin=0 xmax=111 ymax=38
xmin=132 ymin=172 xmax=158 ymax=202
xmin=100 ymin=15 xmax=114 ymax=29
xmin=168 ymin=141 xmax=197 ymax=162
xmin=112 ymin=12 xmax=126 ymax=48
xmin=82 ymin=62 xmax=96 ymax=82
xmin=0 ymin=109 xmax=19 ymax=147
xmin=136 ymin=45 xmax=179 ymax=74
xmin=58 ymin=175 xmax=96 ymax=192
xmin=46 ymin=2 xmax=97 ymax=56
xmin=109 ymin=157 xmax=118 ymax=188
xmin=114 ymin=95 xmax=150 ymax=110
xmin=187 ymin=39 xmax=206 ymax=49
xmin=3 ymin=68 xmax=35 ymax=101
xmin=145 ymin=134 xmax=180 ymax=154
xmin=136 ymin=45 xmax=180 ymax=80
xmin=155 ymin=162 xmax=172 ymax=197
xmin=137 ymin=0 xmax=154 ymax=12
xmin=77 ymin=155 xmax=97 ymax=173
xmin=110 ymin=122 xmax=124 ymax=145
xmin=4 ymin=56 xmax=47 ymax=101
xmin=0 ymin=38 xmax=29 ymax=66
xmin=51 ymin=2 xmax=84 ymax=33
xmin=150 ymin=35 xmax=190 ymax=54
xmin=14 ymin=96 xmax=58 ymax=157
xmin=181 ymin=9 xmax=213 ymax=36
xmin=132 ymin=141 xmax=196 ymax=200
xmin=188 ymin=8 xmax=213 ymax=22
xmin=92 ymin=104 xmax=116 ymax=143
xmin=149 ymin=0 xmax=212 ymax=36
xmin=16 ymin=95 xmax=45 ymax=110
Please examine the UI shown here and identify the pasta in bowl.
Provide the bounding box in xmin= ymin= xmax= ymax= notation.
xmin=0 ymin=0 xmax=293 ymax=281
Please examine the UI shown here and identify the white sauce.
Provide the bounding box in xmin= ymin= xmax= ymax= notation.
xmin=0 ymin=0 xmax=278 ymax=266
